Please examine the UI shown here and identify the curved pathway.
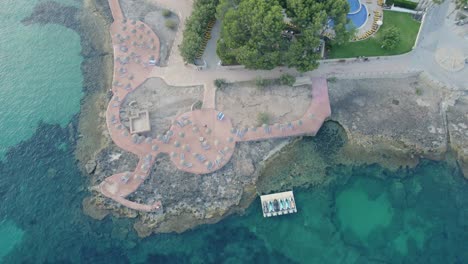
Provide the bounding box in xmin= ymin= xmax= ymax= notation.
xmin=100 ymin=0 xmax=466 ymax=212
xmin=99 ymin=0 xmax=331 ymax=212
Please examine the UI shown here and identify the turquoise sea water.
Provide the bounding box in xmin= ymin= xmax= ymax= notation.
xmin=0 ymin=0 xmax=83 ymax=158
xmin=1 ymin=123 xmax=467 ymax=263
xmin=0 ymin=0 xmax=468 ymax=263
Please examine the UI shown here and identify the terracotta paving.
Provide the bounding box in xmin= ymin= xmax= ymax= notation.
xmin=99 ymin=0 xmax=331 ymax=212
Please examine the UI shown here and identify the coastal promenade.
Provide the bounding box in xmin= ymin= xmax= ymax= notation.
xmin=99 ymin=0 xmax=466 ymax=212
xmin=99 ymin=0 xmax=331 ymax=212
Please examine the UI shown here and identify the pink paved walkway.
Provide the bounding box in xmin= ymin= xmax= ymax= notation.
xmin=99 ymin=0 xmax=331 ymax=212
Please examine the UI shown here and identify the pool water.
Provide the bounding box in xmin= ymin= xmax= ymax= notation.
xmin=347 ymin=2 xmax=368 ymax=29
xmin=348 ymin=0 xmax=362 ymax=14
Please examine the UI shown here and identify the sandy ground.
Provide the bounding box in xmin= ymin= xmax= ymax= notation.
xmin=216 ymin=82 xmax=311 ymax=128
xmin=121 ymin=78 xmax=203 ymax=137
xmin=119 ymin=0 xmax=179 ymax=65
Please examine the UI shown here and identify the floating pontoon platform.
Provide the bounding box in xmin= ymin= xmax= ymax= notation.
xmin=260 ymin=191 xmax=297 ymax=217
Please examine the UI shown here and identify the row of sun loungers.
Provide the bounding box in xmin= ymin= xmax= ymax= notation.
xmin=196 ymin=19 xmax=216 ymax=59
xmin=352 ymin=11 xmax=382 ymax=41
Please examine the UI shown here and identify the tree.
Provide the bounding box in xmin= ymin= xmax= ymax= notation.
xmin=455 ymin=0 xmax=467 ymax=9
xmin=217 ymin=0 xmax=349 ymax=72
xmin=217 ymin=0 xmax=285 ymax=69
xmin=380 ymin=26 xmax=401 ymax=50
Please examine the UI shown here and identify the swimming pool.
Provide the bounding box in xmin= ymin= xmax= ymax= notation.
xmin=348 ymin=0 xmax=362 ymax=14
xmin=347 ymin=3 xmax=368 ymax=29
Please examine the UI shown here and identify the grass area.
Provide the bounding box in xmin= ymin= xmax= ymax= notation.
xmin=328 ymin=11 xmax=421 ymax=58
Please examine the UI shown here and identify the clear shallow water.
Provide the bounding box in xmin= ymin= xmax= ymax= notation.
xmin=0 ymin=0 xmax=83 ymax=158
xmin=0 ymin=0 xmax=467 ymax=263
xmin=0 ymin=122 xmax=467 ymax=263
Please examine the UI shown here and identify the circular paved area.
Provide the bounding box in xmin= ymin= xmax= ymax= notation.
xmin=434 ymin=47 xmax=465 ymax=72
xmin=168 ymin=109 xmax=236 ymax=174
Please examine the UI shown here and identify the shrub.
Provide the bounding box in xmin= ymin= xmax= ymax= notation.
xmin=257 ymin=112 xmax=271 ymax=126
xmin=393 ymin=0 xmax=418 ymax=10
xmin=280 ymin=73 xmax=296 ymax=86
xmin=380 ymin=26 xmax=401 ymax=50
xmin=180 ymin=0 xmax=219 ymax=63
xmin=327 ymin=76 xmax=338 ymax=83
xmin=415 ymin=87 xmax=423 ymax=95
xmin=165 ymin=20 xmax=177 ymax=30
xmin=162 ymin=9 xmax=172 ymax=17
xmin=192 ymin=100 xmax=203 ymax=110
xmin=255 ymin=77 xmax=270 ymax=89
xmin=214 ymin=78 xmax=228 ymax=89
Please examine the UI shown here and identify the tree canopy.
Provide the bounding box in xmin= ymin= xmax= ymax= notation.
xmin=216 ymin=0 xmax=349 ymax=71
xmin=380 ymin=26 xmax=401 ymax=50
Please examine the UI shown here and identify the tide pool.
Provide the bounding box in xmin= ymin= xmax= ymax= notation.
xmin=0 ymin=0 xmax=83 ymax=158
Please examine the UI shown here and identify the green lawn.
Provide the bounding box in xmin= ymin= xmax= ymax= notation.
xmin=328 ymin=11 xmax=421 ymax=58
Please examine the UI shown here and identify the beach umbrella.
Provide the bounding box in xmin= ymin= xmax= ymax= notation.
xmin=297 ymin=120 xmax=303 ymax=126
xmin=170 ymin=152 xmax=177 ymax=158
xmin=224 ymin=146 xmax=230 ymax=152
xmin=131 ymin=29 xmax=137 ymax=34
xmin=192 ymin=126 xmax=199 ymax=133
xmin=308 ymin=113 xmax=315 ymax=119
xmin=205 ymin=128 xmax=211 ymax=134
xmin=131 ymin=20 xmax=136 ymax=25
xmin=230 ymin=127 xmax=236 ymax=134
xmin=182 ymin=144 xmax=190 ymax=151
xmin=166 ymin=130 xmax=173 ymax=137
xmin=156 ymin=134 xmax=162 ymax=141
xmin=152 ymin=145 xmax=159 ymax=151
xmin=145 ymin=137 xmax=152 ymax=143
xmin=179 ymin=132 xmax=185 ymax=138
xmin=174 ymin=141 xmax=180 ymax=148
xmin=132 ymin=134 xmax=138 ymax=143
xmin=122 ymin=131 xmax=129 ymax=137
xmin=184 ymin=119 xmax=191 ymax=125
xmin=227 ymin=137 xmax=234 ymax=143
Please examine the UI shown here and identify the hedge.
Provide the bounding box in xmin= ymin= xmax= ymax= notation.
xmin=179 ymin=0 xmax=219 ymax=63
xmin=391 ymin=0 xmax=418 ymax=10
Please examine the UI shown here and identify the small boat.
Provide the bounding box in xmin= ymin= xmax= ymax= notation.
xmin=263 ymin=202 xmax=268 ymax=213
xmin=279 ymin=199 xmax=284 ymax=210
xmin=268 ymin=201 xmax=274 ymax=212
xmin=285 ymin=198 xmax=290 ymax=209
xmin=273 ymin=199 xmax=280 ymax=212
xmin=290 ymin=197 xmax=296 ymax=209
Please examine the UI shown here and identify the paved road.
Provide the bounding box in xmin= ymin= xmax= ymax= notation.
xmin=150 ymin=0 xmax=466 ymax=96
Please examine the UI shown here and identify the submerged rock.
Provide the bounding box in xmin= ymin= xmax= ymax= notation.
xmin=85 ymin=159 xmax=97 ymax=174
xmin=82 ymin=196 xmax=109 ymax=220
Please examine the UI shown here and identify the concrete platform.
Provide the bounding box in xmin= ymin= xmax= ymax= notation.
xmin=260 ymin=191 xmax=297 ymax=217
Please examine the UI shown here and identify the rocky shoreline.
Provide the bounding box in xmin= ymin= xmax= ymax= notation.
xmin=26 ymin=0 xmax=466 ymax=237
